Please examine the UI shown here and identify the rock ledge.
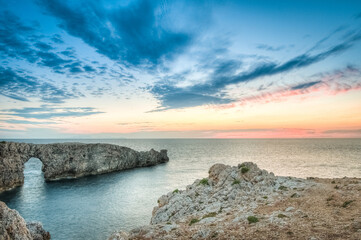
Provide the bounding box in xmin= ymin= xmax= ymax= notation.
xmin=109 ymin=162 xmax=361 ymax=240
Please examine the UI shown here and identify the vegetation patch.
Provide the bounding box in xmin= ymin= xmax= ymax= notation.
xmin=189 ymin=218 xmax=199 ymax=226
xmin=247 ymin=216 xmax=259 ymax=224
xmin=331 ymin=180 xmax=336 ymax=184
xmin=334 ymin=185 xmax=339 ymax=189
xmin=173 ymin=189 xmax=179 ymax=194
xmin=199 ymin=178 xmax=209 ymax=185
xmin=239 ymin=163 xmax=246 ymax=168
xmin=263 ymin=196 xmax=268 ymax=199
xmin=342 ymin=200 xmax=354 ymax=208
xmin=277 ymin=213 xmax=287 ymax=218
xmin=241 ymin=167 xmax=250 ymax=174
xmin=232 ymin=179 xmax=241 ymax=185
xmin=279 ymin=186 xmax=288 ymax=191
xmin=202 ymin=212 xmax=217 ymax=219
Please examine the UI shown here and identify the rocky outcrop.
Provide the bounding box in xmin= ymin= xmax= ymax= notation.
xmin=0 ymin=201 xmax=50 ymax=240
xmin=0 ymin=141 xmax=169 ymax=192
xmin=26 ymin=222 xmax=51 ymax=240
xmin=109 ymin=162 xmax=361 ymax=240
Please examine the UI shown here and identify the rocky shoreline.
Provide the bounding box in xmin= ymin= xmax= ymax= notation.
xmin=0 ymin=201 xmax=50 ymax=240
xmin=0 ymin=141 xmax=169 ymax=192
xmin=109 ymin=162 xmax=361 ymax=240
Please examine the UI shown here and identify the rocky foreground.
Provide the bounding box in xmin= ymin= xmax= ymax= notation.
xmin=0 ymin=201 xmax=50 ymax=240
xmin=109 ymin=162 xmax=361 ymax=240
xmin=0 ymin=141 xmax=169 ymax=192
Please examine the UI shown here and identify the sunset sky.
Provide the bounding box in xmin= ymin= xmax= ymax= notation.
xmin=1 ymin=0 xmax=361 ymax=138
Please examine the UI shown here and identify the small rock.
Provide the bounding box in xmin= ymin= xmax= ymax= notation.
xmin=26 ymin=222 xmax=51 ymax=240
xmin=352 ymin=219 xmax=361 ymax=230
xmin=108 ymin=231 xmax=129 ymax=240
xmin=162 ymin=224 xmax=178 ymax=232
xmin=285 ymin=207 xmax=295 ymax=212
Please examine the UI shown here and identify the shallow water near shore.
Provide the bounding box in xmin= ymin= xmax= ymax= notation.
xmin=0 ymin=138 xmax=360 ymax=240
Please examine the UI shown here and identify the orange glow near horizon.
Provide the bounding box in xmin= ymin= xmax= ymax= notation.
xmin=2 ymin=86 xmax=357 ymax=138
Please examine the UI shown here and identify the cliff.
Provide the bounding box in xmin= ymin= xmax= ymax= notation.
xmin=109 ymin=162 xmax=361 ymax=240
xmin=0 ymin=141 xmax=169 ymax=192
xmin=0 ymin=201 xmax=50 ymax=240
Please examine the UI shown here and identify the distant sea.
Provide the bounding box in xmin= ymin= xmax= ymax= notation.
xmin=0 ymin=139 xmax=360 ymax=240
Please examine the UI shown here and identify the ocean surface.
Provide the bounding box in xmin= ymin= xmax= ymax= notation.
xmin=0 ymin=139 xmax=360 ymax=240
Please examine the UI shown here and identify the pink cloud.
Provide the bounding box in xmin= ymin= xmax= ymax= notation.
xmin=212 ymin=66 xmax=361 ymax=109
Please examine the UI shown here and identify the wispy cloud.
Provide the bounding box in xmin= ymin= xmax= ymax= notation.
xmin=1 ymin=106 xmax=104 ymax=119
xmin=0 ymin=66 xmax=79 ymax=103
xmin=256 ymin=44 xmax=288 ymax=51
xmin=236 ymin=66 xmax=361 ymax=105
xmin=151 ymin=27 xmax=361 ymax=110
xmin=323 ymin=129 xmax=361 ymax=134
xmin=4 ymin=119 xmax=56 ymax=124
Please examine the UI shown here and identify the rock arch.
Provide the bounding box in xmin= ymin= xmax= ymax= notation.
xmin=0 ymin=142 xmax=168 ymax=192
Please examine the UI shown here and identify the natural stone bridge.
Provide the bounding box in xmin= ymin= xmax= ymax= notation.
xmin=0 ymin=141 xmax=169 ymax=192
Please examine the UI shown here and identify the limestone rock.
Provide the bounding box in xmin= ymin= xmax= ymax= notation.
xmin=26 ymin=222 xmax=51 ymax=240
xmin=108 ymin=231 xmax=129 ymax=240
xmin=0 ymin=141 xmax=169 ymax=192
xmin=109 ymin=162 xmax=361 ymax=239
xmin=0 ymin=201 xmax=50 ymax=240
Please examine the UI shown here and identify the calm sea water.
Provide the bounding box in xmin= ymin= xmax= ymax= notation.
xmin=0 ymin=139 xmax=360 ymax=240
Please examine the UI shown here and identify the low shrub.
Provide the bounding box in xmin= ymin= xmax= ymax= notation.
xmin=202 ymin=212 xmax=217 ymax=219
xmin=342 ymin=200 xmax=354 ymax=208
xmin=232 ymin=179 xmax=241 ymax=185
xmin=241 ymin=167 xmax=249 ymax=174
xmin=199 ymin=178 xmax=209 ymax=185
xmin=189 ymin=218 xmax=199 ymax=226
xmin=247 ymin=216 xmax=259 ymax=224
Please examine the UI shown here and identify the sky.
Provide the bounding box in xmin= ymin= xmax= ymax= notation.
xmin=0 ymin=0 xmax=361 ymax=138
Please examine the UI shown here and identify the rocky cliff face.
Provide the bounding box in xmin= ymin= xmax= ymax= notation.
xmin=0 ymin=201 xmax=50 ymax=240
xmin=0 ymin=141 xmax=169 ymax=192
xmin=109 ymin=162 xmax=361 ymax=240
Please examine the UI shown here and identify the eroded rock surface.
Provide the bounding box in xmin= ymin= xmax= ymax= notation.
xmin=0 ymin=141 xmax=169 ymax=192
xmin=0 ymin=201 xmax=50 ymax=240
xmin=110 ymin=162 xmax=361 ymax=240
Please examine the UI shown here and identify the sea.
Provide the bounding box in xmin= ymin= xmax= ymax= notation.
xmin=0 ymin=139 xmax=360 ymax=240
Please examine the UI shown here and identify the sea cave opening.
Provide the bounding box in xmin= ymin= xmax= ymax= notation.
xmin=24 ymin=157 xmax=45 ymax=186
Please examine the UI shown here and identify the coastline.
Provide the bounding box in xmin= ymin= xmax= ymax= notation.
xmin=110 ymin=162 xmax=361 ymax=240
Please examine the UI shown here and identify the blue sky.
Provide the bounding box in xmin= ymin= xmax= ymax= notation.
xmin=1 ymin=0 xmax=361 ymax=138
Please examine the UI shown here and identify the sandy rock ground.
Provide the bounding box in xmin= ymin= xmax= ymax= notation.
xmin=109 ymin=162 xmax=361 ymax=240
